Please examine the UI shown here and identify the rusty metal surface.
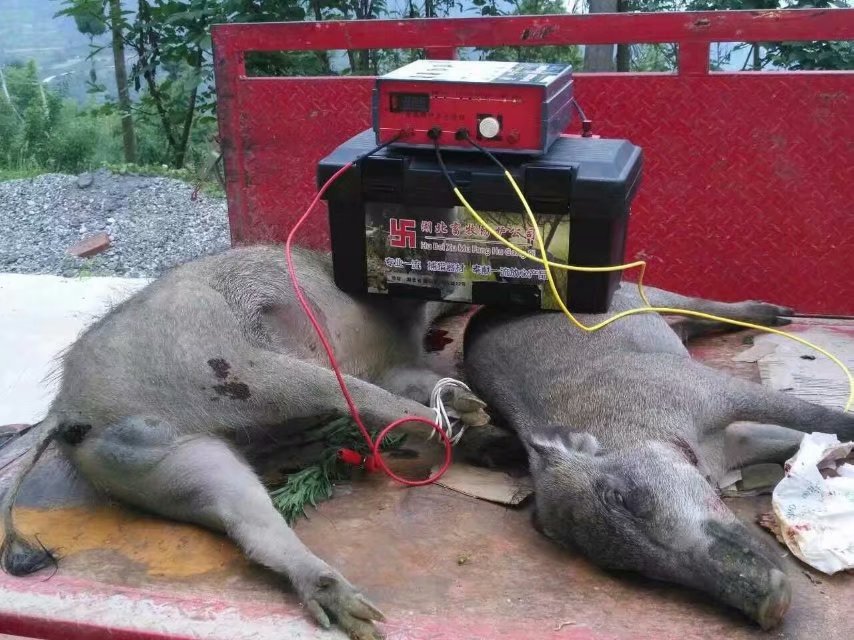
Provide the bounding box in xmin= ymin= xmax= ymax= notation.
xmin=212 ymin=11 xmax=854 ymax=315
xmin=1 ymin=320 xmax=853 ymax=640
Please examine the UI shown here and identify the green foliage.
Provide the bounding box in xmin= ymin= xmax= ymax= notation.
xmin=219 ymin=1 xmax=317 ymax=76
xmin=58 ymin=1 xmax=349 ymax=168
xmin=0 ymin=61 xmax=97 ymax=173
xmin=0 ymin=57 xmax=199 ymax=178
xmin=245 ymin=51 xmax=335 ymax=77
xmin=473 ymin=0 xmax=583 ymax=66
xmin=22 ymin=103 xmax=51 ymax=163
xmin=5 ymin=61 xmax=45 ymax=116
xmin=269 ymin=416 xmax=407 ymax=524
xmin=0 ymin=102 xmax=21 ymax=167
xmin=270 ymin=457 xmax=345 ymax=525
xmin=765 ymin=39 xmax=854 ymax=70
xmin=67 ymin=0 xmax=109 ymax=37
xmin=631 ymin=1 xmax=854 ymax=71
xmin=628 ymin=44 xmax=676 ymax=71
xmin=46 ymin=112 xmax=99 ymax=172
xmin=0 ymin=167 xmax=46 ymax=181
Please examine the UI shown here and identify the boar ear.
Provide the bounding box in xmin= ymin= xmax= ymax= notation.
xmin=527 ymin=426 xmax=599 ymax=466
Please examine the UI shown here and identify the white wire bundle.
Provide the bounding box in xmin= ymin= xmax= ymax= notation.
xmin=428 ymin=377 xmax=472 ymax=445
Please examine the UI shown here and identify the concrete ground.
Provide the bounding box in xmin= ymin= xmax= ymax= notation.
xmin=0 ymin=275 xmax=852 ymax=640
xmin=0 ymin=274 xmax=149 ymax=425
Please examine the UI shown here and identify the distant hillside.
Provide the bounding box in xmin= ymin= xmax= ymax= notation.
xmin=0 ymin=0 xmax=479 ymax=104
xmin=0 ymin=0 xmax=121 ymax=103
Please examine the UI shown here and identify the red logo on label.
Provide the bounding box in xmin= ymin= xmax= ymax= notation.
xmin=389 ymin=218 xmax=416 ymax=248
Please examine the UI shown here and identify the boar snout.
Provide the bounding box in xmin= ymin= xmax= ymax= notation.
xmin=698 ymin=520 xmax=791 ymax=630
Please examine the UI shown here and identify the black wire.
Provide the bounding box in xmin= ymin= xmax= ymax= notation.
xmin=434 ymin=134 xmax=516 ymax=204
xmin=459 ymin=133 xmax=557 ymax=255
xmin=433 ymin=138 xmax=457 ymax=191
xmin=460 ymin=132 xmax=510 ymax=173
xmin=355 ymin=132 xmax=405 ymax=166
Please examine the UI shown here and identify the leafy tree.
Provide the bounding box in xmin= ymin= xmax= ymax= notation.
xmin=626 ymin=1 xmax=853 ymax=72
xmin=60 ymin=0 xmax=138 ymax=163
xmin=314 ymin=1 xmax=388 ymax=73
xmin=59 ymin=1 xmax=316 ymax=169
xmin=473 ymin=0 xmax=583 ymax=66
xmin=0 ymin=61 xmax=98 ymax=173
xmin=68 ymin=0 xmax=109 ymax=36
xmin=765 ymin=38 xmax=854 ymax=69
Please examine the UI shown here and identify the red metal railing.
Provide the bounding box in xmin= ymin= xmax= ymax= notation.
xmin=212 ymin=9 xmax=854 ymax=315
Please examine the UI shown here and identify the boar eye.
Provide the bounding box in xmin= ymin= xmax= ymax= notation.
xmin=604 ymin=485 xmax=648 ymax=518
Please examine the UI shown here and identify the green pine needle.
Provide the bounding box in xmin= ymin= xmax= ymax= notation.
xmin=269 ymin=417 xmax=408 ymax=524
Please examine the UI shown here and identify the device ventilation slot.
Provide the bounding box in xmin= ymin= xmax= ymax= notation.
xmin=363 ymin=182 xmax=399 ymax=196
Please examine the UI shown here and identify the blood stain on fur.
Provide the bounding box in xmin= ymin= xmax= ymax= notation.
xmin=213 ymin=382 xmax=251 ymax=400
xmin=425 ymin=328 xmax=453 ymax=352
xmin=207 ymin=358 xmax=231 ymax=379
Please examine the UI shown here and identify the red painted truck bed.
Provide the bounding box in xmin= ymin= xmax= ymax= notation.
xmin=212 ymin=10 xmax=854 ymax=315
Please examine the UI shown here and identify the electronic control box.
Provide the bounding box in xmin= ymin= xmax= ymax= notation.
xmin=373 ymin=60 xmax=574 ymax=155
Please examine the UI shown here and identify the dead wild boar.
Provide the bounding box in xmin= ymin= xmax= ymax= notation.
xmin=464 ymin=286 xmax=854 ymax=630
xmin=0 ymin=245 xmax=491 ymax=640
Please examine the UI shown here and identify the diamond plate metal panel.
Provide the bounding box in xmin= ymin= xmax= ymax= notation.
xmin=212 ymin=13 xmax=854 ymax=315
xmin=232 ymin=78 xmax=374 ymax=249
xmin=585 ymin=74 xmax=853 ymax=315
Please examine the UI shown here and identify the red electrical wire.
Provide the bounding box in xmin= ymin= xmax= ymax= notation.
xmin=284 ymin=161 xmax=453 ymax=487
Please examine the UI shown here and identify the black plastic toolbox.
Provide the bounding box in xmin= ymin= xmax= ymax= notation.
xmin=318 ymin=129 xmax=642 ymax=313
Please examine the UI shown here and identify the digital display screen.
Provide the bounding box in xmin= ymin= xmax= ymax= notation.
xmin=390 ymin=93 xmax=430 ymax=113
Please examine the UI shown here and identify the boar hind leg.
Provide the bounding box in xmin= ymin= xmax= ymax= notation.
xmin=68 ymin=416 xmax=385 ymax=639
xmin=643 ymin=290 xmax=793 ymax=342
xmin=637 ymin=286 xmax=794 ymax=328
xmin=724 ymin=422 xmax=804 ymax=469
xmin=724 ymin=379 xmax=854 ymax=441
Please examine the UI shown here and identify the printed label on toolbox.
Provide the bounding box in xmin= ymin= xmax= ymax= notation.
xmin=382 ymin=60 xmax=568 ymax=85
xmin=364 ymin=203 xmax=569 ymax=310
xmin=493 ymin=63 xmax=569 ymax=85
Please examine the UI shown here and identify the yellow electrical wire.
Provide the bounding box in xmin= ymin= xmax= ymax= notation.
xmin=450 ymin=174 xmax=853 ymax=412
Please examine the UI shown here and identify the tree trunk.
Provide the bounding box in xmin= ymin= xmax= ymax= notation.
xmin=616 ymin=44 xmax=630 ymax=71
xmin=584 ymin=0 xmax=618 ymax=72
xmin=108 ymin=0 xmax=136 ymax=163
xmin=309 ymin=0 xmax=332 ymax=73
xmin=137 ymin=0 xmax=180 ymax=162
xmin=174 ymin=48 xmax=203 ymax=170
xmin=347 ymin=2 xmax=371 ymax=74
xmin=615 ymin=1 xmax=630 ymax=71
xmin=358 ymin=50 xmax=370 ymax=74
xmin=0 ymin=67 xmax=23 ymax=121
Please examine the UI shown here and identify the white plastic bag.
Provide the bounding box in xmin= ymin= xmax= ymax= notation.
xmin=771 ymin=432 xmax=854 ymax=575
